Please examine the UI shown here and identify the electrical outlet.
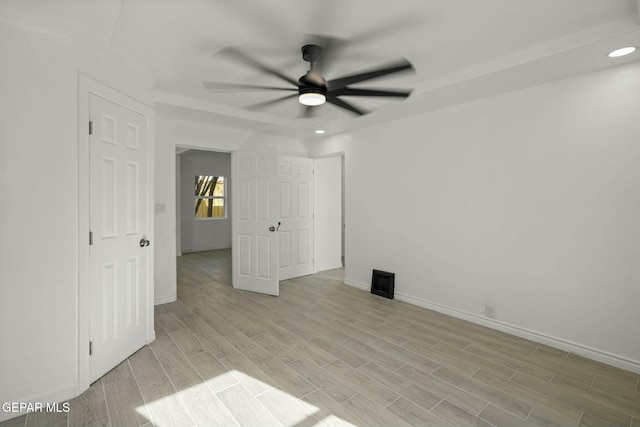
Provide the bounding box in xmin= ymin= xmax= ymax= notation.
xmin=484 ymin=304 xmax=495 ymax=319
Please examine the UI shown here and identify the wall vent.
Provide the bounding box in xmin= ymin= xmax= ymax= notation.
xmin=371 ymin=270 xmax=395 ymax=299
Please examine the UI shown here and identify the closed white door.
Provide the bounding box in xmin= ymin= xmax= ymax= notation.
xmin=231 ymin=147 xmax=279 ymax=296
xmin=89 ymin=94 xmax=149 ymax=382
xmin=278 ymin=156 xmax=314 ymax=281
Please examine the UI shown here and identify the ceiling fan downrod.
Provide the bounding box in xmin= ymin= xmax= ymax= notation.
xmin=301 ymin=44 xmax=323 ymax=70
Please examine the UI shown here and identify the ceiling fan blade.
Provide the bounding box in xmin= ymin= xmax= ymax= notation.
xmin=203 ymin=81 xmax=297 ymax=92
xmin=327 ymin=96 xmax=368 ymax=116
xmin=217 ymin=47 xmax=299 ymax=87
xmin=329 ymin=88 xmax=412 ymax=98
xmin=244 ymin=93 xmax=297 ymax=111
xmin=328 ymin=59 xmax=414 ymax=90
xmin=348 ymin=15 xmax=425 ymax=47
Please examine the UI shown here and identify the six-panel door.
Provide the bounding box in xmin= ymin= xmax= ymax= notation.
xmin=89 ymin=94 xmax=149 ymax=382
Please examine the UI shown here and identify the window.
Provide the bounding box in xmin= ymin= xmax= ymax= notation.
xmin=195 ymin=175 xmax=225 ymax=219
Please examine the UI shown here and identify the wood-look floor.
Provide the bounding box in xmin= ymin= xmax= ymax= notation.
xmin=3 ymin=249 xmax=639 ymax=427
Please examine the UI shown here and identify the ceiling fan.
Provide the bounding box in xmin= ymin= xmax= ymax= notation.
xmin=203 ymin=42 xmax=415 ymax=117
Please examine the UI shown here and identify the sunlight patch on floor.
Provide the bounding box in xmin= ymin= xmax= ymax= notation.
xmin=136 ymin=370 xmax=360 ymax=427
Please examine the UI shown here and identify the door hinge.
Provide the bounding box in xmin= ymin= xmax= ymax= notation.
xmin=89 ymin=231 xmax=93 ymax=245
xmin=89 ymin=121 xmax=93 ymax=135
xmin=89 ymin=341 xmax=93 ymax=356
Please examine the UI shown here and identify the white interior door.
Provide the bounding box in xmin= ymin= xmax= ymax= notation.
xmin=89 ymin=93 xmax=150 ymax=382
xmin=231 ymin=147 xmax=279 ymax=296
xmin=278 ymin=155 xmax=314 ymax=280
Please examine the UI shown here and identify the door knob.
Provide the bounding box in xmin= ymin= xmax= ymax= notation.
xmin=268 ymin=222 xmax=281 ymax=232
xmin=139 ymin=238 xmax=150 ymax=247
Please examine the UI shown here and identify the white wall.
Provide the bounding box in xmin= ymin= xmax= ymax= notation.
xmin=308 ymin=62 xmax=640 ymax=372
xmin=0 ymin=21 xmax=155 ymax=421
xmin=180 ymin=150 xmax=232 ymax=252
xmin=0 ymin=22 xmax=78 ymax=411
xmin=314 ymin=155 xmax=343 ymax=272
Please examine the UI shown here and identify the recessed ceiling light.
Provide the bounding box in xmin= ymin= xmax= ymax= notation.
xmin=315 ymin=129 xmax=325 ymax=134
xmin=608 ymin=47 xmax=637 ymax=58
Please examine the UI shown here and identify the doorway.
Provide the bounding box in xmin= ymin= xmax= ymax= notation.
xmin=171 ymin=146 xmax=345 ymax=298
xmin=176 ymin=149 xmax=232 ymax=255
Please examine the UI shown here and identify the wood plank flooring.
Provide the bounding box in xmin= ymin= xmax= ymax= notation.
xmin=3 ymin=249 xmax=639 ymax=427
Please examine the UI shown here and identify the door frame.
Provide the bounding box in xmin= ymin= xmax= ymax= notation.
xmin=77 ymin=74 xmax=155 ymax=393
xmin=312 ymin=153 xmax=345 ymax=272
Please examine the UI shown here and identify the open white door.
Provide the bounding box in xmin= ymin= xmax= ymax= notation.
xmin=232 ymin=147 xmax=279 ymax=296
xmin=278 ymin=155 xmax=314 ymax=280
xmin=89 ymin=93 xmax=150 ymax=382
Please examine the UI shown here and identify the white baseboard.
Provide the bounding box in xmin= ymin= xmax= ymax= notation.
xmin=344 ymin=279 xmax=369 ymax=291
xmin=315 ymin=262 xmax=343 ymax=273
xmin=0 ymin=384 xmax=77 ymax=422
xmin=344 ymin=280 xmax=640 ymax=374
xmin=155 ymin=295 xmax=177 ymax=305
xmin=182 ymin=245 xmax=230 ymax=254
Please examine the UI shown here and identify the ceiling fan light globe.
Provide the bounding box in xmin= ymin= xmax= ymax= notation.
xmin=299 ymin=92 xmax=326 ymax=106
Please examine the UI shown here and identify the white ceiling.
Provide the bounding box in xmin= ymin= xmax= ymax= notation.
xmin=2 ymin=0 xmax=640 ymax=138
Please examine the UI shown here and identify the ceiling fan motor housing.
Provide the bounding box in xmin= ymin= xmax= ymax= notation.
xmin=298 ymin=84 xmax=327 ymax=95
xmin=298 ymin=46 xmax=327 ymax=106
xmin=298 ymin=72 xmax=327 ymax=106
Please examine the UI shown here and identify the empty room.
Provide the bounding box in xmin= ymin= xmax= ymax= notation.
xmin=1 ymin=1 xmax=640 ymax=426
